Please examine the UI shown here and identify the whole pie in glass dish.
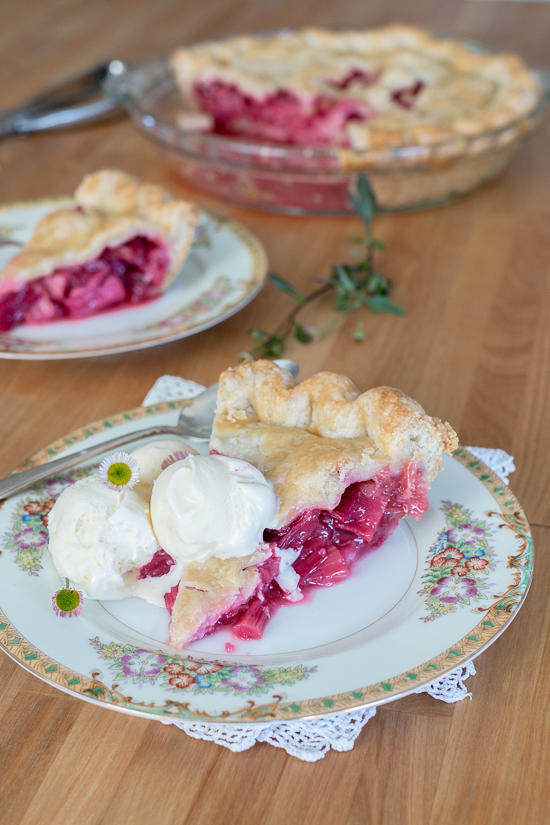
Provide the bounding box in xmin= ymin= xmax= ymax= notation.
xmin=166 ymin=360 xmax=458 ymax=648
xmin=171 ymin=25 xmax=541 ymax=152
xmin=105 ymin=25 xmax=546 ymax=214
xmin=0 ymin=170 xmax=199 ymax=331
xmin=105 ymin=25 xmax=549 ymax=214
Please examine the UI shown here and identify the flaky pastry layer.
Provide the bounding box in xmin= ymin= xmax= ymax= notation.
xmin=210 ymin=360 xmax=458 ymax=527
xmin=1 ymin=170 xmax=200 ymax=287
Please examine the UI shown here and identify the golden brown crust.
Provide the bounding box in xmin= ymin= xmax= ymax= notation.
xmin=169 ymin=547 xmax=269 ymax=649
xmin=210 ymin=360 xmax=458 ymax=527
xmin=0 ymin=170 xmax=200 ymax=287
xmin=172 ymin=25 xmax=541 ymax=151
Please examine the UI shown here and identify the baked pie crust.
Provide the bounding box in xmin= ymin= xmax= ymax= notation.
xmin=211 ymin=360 xmax=458 ymax=527
xmin=0 ymin=170 xmax=199 ymax=330
xmin=171 ymin=25 xmax=541 ymax=150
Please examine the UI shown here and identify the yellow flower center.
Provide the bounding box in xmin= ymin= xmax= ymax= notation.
xmin=55 ymin=589 xmax=80 ymax=612
xmin=107 ymin=462 xmax=132 ymax=486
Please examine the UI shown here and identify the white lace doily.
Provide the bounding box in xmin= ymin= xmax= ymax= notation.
xmin=464 ymin=446 xmax=515 ymax=486
xmin=414 ymin=659 xmax=476 ymax=702
xmin=143 ymin=375 xmax=513 ymax=761
xmin=143 ymin=375 xmax=206 ymax=405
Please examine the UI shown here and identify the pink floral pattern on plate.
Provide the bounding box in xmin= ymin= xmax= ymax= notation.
xmin=2 ymin=470 xmax=89 ymax=575
xmin=91 ymin=637 xmax=315 ymax=697
xmin=419 ymin=500 xmax=497 ymax=621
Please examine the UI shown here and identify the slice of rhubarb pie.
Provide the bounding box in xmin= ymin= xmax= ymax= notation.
xmin=0 ymin=169 xmax=199 ymax=331
xmin=164 ymin=360 xmax=458 ymax=648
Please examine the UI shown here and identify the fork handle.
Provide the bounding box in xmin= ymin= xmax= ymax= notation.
xmin=0 ymin=424 xmax=177 ymax=500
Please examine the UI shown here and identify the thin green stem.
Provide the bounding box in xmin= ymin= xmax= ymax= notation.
xmin=269 ymin=282 xmax=333 ymax=341
xmin=247 ymin=174 xmax=403 ymax=359
xmin=353 ymin=306 xmax=366 ymax=341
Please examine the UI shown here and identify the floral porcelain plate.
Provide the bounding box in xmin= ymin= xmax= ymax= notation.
xmin=0 ymin=403 xmax=533 ymax=724
xmin=0 ymin=199 xmax=266 ymax=359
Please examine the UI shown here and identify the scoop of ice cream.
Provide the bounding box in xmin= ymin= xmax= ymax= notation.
xmin=150 ymin=454 xmax=277 ymax=564
xmin=130 ymin=438 xmax=198 ymax=499
xmin=48 ymin=474 xmax=159 ymax=599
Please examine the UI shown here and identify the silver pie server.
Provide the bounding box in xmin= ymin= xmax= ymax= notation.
xmin=0 ymin=359 xmax=299 ymax=500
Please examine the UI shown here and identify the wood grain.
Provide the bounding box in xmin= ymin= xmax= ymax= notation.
xmin=0 ymin=1 xmax=549 ymax=823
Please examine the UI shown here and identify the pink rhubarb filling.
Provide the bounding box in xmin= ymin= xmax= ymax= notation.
xmin=138 ymin=548 xmax=176 ymax=580
xmin=191 ymin=75 xmax=425 ymax=147
xmin=144 ymin=460 xmax=429 ymax=644
xmin=0 ymin=235 xmax=170 ymax=332
xmin=192 ymin=80 xmax=377 ymax=147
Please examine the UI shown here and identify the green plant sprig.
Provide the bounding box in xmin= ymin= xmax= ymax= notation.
xmin=245 ymin=175 xmax=404 ymax=360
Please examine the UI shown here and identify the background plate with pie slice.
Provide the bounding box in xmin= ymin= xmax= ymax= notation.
xmin=0 ymin=199 xmax=267 ymax=359
xmin=0 ymin=403 xmax=533 ymax=724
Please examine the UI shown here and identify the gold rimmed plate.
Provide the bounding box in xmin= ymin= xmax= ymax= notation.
xmin=0 ymin=403 xmax=533 ymax=723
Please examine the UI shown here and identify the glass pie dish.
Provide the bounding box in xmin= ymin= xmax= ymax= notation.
xmin=104 ymin=41 xmax=549 ymax=216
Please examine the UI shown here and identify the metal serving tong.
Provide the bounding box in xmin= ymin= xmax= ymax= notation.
xmin=0 ymin=60 xmax=127 ymax=138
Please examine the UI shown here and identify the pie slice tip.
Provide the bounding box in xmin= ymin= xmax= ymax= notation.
xmin=169 ymin=548 xmax=271 ymax=647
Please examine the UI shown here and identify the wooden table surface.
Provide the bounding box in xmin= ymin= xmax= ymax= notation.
xmin=1 ymin=1 xmax=549 ymax=823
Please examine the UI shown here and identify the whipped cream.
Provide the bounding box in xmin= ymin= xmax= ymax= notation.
xmin=47 ymin=474 xmax=159 ymax=599
xmin=150 ymin=454 xmax=277 ymax=564
xmin=275 ymin=546 xmax=303 ymax=602
xmin=130 ymin=438 xmax=197 ymax=499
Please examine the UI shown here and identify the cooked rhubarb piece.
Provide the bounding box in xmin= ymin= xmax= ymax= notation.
xmin=0 ymin=170 xmax=199 ymax=332
xmin=391 ymin=81 xmax=425 ymax=110
xmin=138 ymin=548 xmax=176 ymax=580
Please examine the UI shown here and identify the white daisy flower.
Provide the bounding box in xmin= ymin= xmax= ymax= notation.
xmin=98 ymin=451 xmax=140 ymax=491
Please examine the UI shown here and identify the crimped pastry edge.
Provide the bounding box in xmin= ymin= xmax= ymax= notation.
xmin=211 ymin=360 xmax=458 ymax=527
